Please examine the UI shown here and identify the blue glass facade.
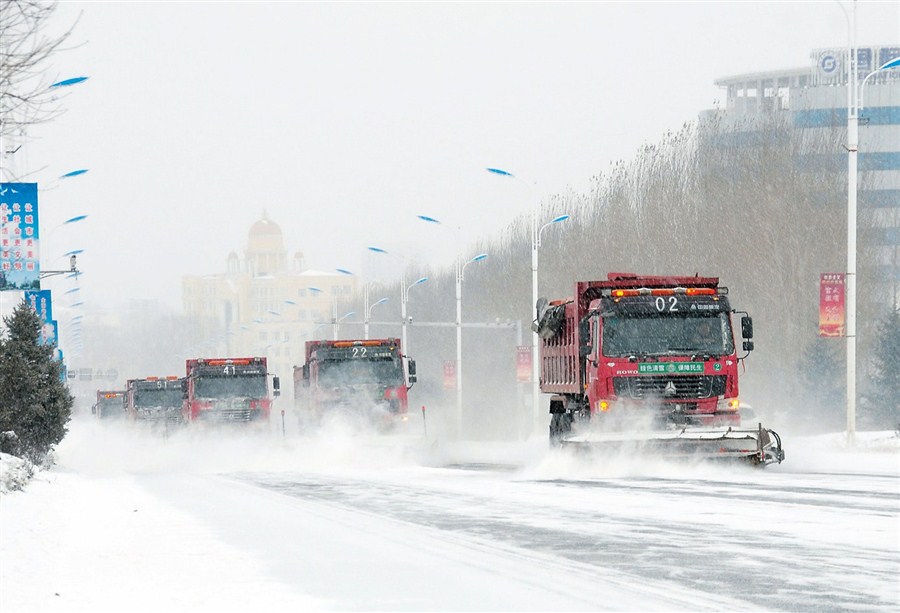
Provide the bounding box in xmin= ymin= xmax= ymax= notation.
xmin=710 ymin=45 xmax=900 ymax=306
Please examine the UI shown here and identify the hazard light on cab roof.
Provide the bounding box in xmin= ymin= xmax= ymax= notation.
xmin=609 ymin=287 xmax=722 ymax=298
xmin=332 ymin=340 xmax=388 ymax=348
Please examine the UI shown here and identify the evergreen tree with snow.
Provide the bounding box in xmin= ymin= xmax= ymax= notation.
xmin=797 ymin=333 xmax=846 ymax=432
xmin=868 ymin=308 xmax=900 ymax=430
xmin=0 ymin=300 xmax=73 ymax=462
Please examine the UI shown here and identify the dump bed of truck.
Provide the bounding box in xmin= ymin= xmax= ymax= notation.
xmin=540 ymin=274 xmax=722 ymax=395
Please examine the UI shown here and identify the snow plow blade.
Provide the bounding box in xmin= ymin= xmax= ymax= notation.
xmin=560 ymin=423 xmax=785 ymax=466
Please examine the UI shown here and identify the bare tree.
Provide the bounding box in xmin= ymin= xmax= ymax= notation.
xmin=0 ymin=0 xmax=80 ymax=178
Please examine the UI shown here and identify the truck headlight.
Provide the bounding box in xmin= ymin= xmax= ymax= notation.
xmin=717 ymin=398 xmax=740 ymax=411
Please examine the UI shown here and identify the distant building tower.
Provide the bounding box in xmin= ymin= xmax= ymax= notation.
xmin=182 ymin=215 xmax=357 ymax=383
xmin=706 ymin=44 xmax=900 ymax=309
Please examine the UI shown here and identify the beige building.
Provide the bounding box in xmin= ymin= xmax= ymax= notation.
xmin=182 ymin=215 xmax=357 ymax=383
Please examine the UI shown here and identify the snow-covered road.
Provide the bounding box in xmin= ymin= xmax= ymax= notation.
xmin=2 ymin=416 xmax=898 ymax=612
xmin=239 ymin=464 xmax=898 ymax=611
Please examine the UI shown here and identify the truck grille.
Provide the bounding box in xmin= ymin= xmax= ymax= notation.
xmin=202 ymin=408 xmax=254 ymax=422
xmin=613 ymin=375 xmax=726 ymax=400
xmin=137 ymin=408 xmax=183 ymax=423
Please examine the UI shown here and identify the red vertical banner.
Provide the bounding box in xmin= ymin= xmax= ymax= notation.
xmin=516 ymin=346 xmax=532 ymax=382
xmin=443 ymin=360 xmax=456 ymax=390
xmin=819 ymin=273 xmax=845 ymax=337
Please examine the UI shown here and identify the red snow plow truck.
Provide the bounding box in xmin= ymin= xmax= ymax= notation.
xmin=92 ymin=390 xmax=126 ymax=419
xmin=535 ymin=273 xmax=784 ymax=465
xmin=125 ymin=376 xmax=184 ymax=424
xmin=182 ymin=357 xmax=279 ymax=423
xmin=294 ymin=338 xmax=416 ymax=429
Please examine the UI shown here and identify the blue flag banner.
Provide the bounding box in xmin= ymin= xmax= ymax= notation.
xmin=24 ymin=289 xmax=53 ymax=322
xmin=1 ymin=183 xmax=40 ymax=290
xmin=40 ymin=319 xmax=58 ymax=346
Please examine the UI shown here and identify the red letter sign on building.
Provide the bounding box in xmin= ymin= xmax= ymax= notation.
xmin=819 ymin=273 xmax=845 ymax=337
xmin=443 ymin=360 xmax=457 ymax=390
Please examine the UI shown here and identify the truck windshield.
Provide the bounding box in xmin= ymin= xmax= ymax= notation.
xmin=195 ymin=375 xmax=267 ymax=399
xmin=318 ymin=358 xmax=402 ymax=387
xmin=134 ymin=388 xmax=183 ymax=408
xmin=98 ymin=397 xmax=123 ymax=416
xmin=602 ymin=313 xmax=734 ymax=357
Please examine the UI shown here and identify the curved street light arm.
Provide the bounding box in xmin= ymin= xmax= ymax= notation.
xmin=859 ymin=57 xmax=900 ymax=111
xmin=537 ymin=214 xmax=571 ymax=247
xmin=460 ymin=253 xmax=488 ymax=282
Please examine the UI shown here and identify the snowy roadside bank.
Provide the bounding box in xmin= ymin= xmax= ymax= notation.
xmin=0 ymin=452 xmax=34 ymax=494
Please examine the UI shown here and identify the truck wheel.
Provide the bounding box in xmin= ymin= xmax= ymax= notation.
xmin=549 ymin=413 xmax=572 ymax=446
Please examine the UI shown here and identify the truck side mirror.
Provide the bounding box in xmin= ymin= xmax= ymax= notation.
xmin=578 ymin=318 xmax=592 ymax=357
xmin=408 ymin=359 xmax=417 ymax=385
xmin=741 ymin=315 xmax=753 ymax=339
xmin=273 ymin=376 xmax=281 ymax=397
xmin=302 ymin=364 xmax=310 ymax=387
xmin=743 ymin=340 xmax=754 ymax=352
xmin=181 ymin=379 xmax=188 ymax=399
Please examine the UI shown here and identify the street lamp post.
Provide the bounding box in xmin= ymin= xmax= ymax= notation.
xmin=487 ymin=167 xmax=570 ymax=436
xmin=42 ymin=248 xmax=83 ymax=279
xmin=359 ymin=250 xmax=388 ymax=340
xmin=334 ymin=310 xmax=355 ymax=341
xmin=418 ymin=214 xmax=490 ymax=438
xmin=337 ymin=266 xmax=385 ymax=339
xmin=846 ymin=55 xmax=900 ymax=445
xmin=840 ymin=0 xmax=860 ymax=448
xmin=367 ymin=246 xmax=428 ymax=351
xmin=532 ymin=213 xmax=570 ymax=418
xmin=401 ymin=274 xmax=428 ymax=352
xmin=302 ymin=286 xmax=328 ymax=343
xmin=0 ymin=76 xmax=88 ymax=181
xmin=365 ymin=296 xmax=389 ymax=339
xmin=456 ymin=252 xmax=488 ymax=438
xmin=35 ymin=216 xmax=88 ymax=288
xmin=334 ymin=268 xmax=355 ymax=340
xmin=50 ymin=77 xmax=90 ymax=88
xmin=44 ymin=214 xmax=88 ymax=239
xmin=837 ymin=0 xmax=900 ymax=445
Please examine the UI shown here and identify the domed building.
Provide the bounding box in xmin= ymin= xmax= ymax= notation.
xmin=246 ymin=215 xmax=287 ymax=276
xmin=182 ymin=214 xmax=357 ymax=382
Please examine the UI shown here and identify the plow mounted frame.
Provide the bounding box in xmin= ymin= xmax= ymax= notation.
xmin=559 ymin=422 xmax=785 ymax=466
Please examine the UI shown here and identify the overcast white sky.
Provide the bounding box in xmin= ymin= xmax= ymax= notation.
xmin=13 ymin=1 xmax=900 ymax=310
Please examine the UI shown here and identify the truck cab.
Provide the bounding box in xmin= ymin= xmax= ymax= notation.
xmin=183 ymin=357 xmax=279 ymax=423
xmin=294 ymin=338 xmax=416 ymax=428
xmin=537 ymin=274 xmax=755 ymax=435
xmin=125 ymin=376 xmax=184 ymax=423
xmin=582 ymin=286 xmax=749 ymax=427
xmin=92 ymin=390 xmax=126 ymax=419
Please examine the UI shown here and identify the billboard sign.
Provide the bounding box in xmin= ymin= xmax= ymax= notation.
xmin=516 ymin=346 xmax=531 ymax=382
xmin=818 ymin=273 xmax=845 ymax=337
xmin=0 ymin=183 xmax=40 ymax=290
